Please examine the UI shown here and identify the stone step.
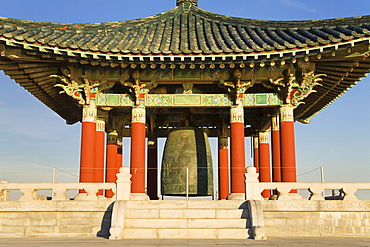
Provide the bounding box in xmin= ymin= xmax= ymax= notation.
xmin=125 ymin=218 xmax=248 ymax=229
xmin=125 ymin=200 xmax=246 ymax=210
xmin=121 ymin=228 xmax=250 ymax=239
xmin=126 ymin=208 xmax=246 ymax=219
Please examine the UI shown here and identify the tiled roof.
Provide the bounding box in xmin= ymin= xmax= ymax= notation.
xmin=0 ymin=4 xmax=369 ymax=56
xmin=0 ymin=3 xmax=370 ymax=126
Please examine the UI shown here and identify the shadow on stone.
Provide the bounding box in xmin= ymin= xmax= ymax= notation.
xmin=96 ymin=202 xmax=115 ymax=239
xmin=239 ymin=201 xmax=253 ymax=239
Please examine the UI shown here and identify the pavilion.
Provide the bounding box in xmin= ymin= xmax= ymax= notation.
xmin=0 ymin=0 xmax=369 ymax=200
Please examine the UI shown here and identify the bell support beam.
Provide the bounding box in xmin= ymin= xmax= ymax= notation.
xmin=130 ymin=106 xmax=149 ymax=200
xmin=228 ymin=105 xmax=246 ymax=200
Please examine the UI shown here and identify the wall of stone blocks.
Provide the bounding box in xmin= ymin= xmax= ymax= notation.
xmin=0 ymin=201 xmax=113 ymax=238
xmin=264 ymin=211 xmax=370 ymax=237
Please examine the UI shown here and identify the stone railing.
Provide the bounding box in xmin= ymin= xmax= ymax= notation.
xmin=245 ymin=166 xmax=370 ymax=201
xmin=0 ymin=166 xmax=132 ymax=201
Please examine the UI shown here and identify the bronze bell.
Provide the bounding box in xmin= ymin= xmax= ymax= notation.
xmin=161 ymin=127 xmax=213 ymax=196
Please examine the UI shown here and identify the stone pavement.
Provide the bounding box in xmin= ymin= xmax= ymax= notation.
xmin=0 ymin=237 xmax=369 ymax=247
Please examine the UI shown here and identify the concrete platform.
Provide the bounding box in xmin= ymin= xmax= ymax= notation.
xmin=0 ymin=237 xmax=370 ymax=247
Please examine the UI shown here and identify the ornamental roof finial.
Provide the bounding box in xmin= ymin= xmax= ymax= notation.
xmin=177 ymin=0 xmax=198 ymax=7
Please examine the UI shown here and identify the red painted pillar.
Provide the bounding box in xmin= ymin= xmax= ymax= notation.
xmin=80 ymin=102 xmax=97 ymax=184
xmin=117 ymin=137 xmax=123 ymax=170
xmin=147 ymin=139 xmax=159 ymax=200
xmin=95 ymin=119 xmax=105 ymax=195
xmin=105 ymin=131 xmax=118 ymax=198
xmin=253 ymin=136 xmax=259 ymax=173
xmin=218 ymin=136 xmax=229 ymax=200
xmin=229 ymin=105 xmax=246 ymax=198
xmin=280 ymin=104 xmax=297 ymax=183
xmin=259 ymin=130 xmax=271 ymax=198
xmin=271 ymin=115 xmax=281 ymax=183
xmin=130 ymin=106 xmax=147 ymax=195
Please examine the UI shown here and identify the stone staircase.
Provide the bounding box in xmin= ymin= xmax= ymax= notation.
xmin=120 ymin=200 xmax=252 ymax=239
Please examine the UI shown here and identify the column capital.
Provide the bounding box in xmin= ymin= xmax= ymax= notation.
xmin=82 ymin=103 xmax=97 ymax=123
xmin=218 ymin=136 xmax=228 ymax=149
xmin=280 ymin=104 xmax=294 ymax=123
xmin=96 ymin=119 xmax=105 ymax=132
xmin=253 ymin=136 xmax=259 ymax=148
xmin=148 ymin=138 xmax=157 ymax=150
xmin=272 ymin=115 xmax=280 ymax=131
xmin=259 ymin=130 xmax=270 ymax=144
xmin=230 ymin=105 xmax=244 ymax=123
xmin=132 ymin=106 xmax=146 ymax=124
xmin=107 ymin=131 xmax=118 ymax=145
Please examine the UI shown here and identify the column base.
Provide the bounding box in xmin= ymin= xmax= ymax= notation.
xmin=227 ymin=193 xmax=245 ymax=200
xmin=130 ymin=193 xmax=150 ymax=201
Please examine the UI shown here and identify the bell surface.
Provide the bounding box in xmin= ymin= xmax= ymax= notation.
xmin=161 ymin=127 xmax=213 ymax=196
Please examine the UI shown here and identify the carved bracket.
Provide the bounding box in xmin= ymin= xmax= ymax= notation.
xmin=270 ymin=70 xmax=325 ymax=108
xmin=223 ymin=68 xmax=254 ymax=105
xmin=120 ymin=70 xmax=158 ymax=106
xmin=53 ymin=74 xmax=99 ymax=105
xmin=52 ymin=75 xmax=86 ymax=105
xmin=286 ymin=71 xmax=325 ymax=108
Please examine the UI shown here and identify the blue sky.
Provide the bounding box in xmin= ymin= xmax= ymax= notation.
xmin=0 ymin=0 xmax=369 ymax=185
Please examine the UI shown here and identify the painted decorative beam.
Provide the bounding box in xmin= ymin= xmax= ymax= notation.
xmin=95 ymin=93 xmax=281 ymax=107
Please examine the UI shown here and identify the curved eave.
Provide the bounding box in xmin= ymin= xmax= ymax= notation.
xmin=0 ymin=5 xmax=369 ymax=56
xmin=295 ymin=58 xmax=370 ymax=123
xmin=2 ymin=37 xmax=370 ymax=64
xmin=0 ymin=60 xmax=81 ymax=124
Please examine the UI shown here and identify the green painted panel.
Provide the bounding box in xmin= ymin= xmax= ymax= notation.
xmin=96 ymin=93 xmax=133 ymax=106
xmin=255 ymin=94 xmax=268 ymax=105
xmin=174 ymin=95 xmax=202 ymax=106
xmin=107 ymin=94 xmax=120 ymax=106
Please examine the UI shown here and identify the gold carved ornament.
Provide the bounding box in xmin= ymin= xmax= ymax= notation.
xmin=270 ymin=70 xmax=326 ymax=108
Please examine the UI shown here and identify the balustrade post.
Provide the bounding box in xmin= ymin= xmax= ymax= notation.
xmin=116 ymin=167 xmax=132 ymax=200
xmin=245 ymin=166 xmax=263 ymax=200
xmin=0 ymin=180 xmax=9 ymax=201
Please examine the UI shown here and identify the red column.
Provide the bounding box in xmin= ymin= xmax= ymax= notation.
xmin=218 ymin=136 xmax=229 ymax=200
xmin=130 ymin=106 xmax=147 ymax=195
xmin=147 ymin=139 xmax=159 ymax=200
xmin=259 ymin=130 xmax=271 ymax=198
xmin=271 ymin=115 xmax=281 ymax=183
xmin=229 ymin=105 xmax=245 ymax=197
xmin=253 ymin=136 xmax=259 ymax=173
xmin=280 ymin=105 xmax=297 ymax=183
xmin=117 ymin=137 xmax=123 ymax=170
xmin=105 ymin=131 xmax=118 ymax=198
xmin=95 ymin=119 xmax=105 ymax=195
xmin=80 ymin=103 xmax=97 ymax=184
xmin=95 ymin=119 xmax=105 ymax=183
